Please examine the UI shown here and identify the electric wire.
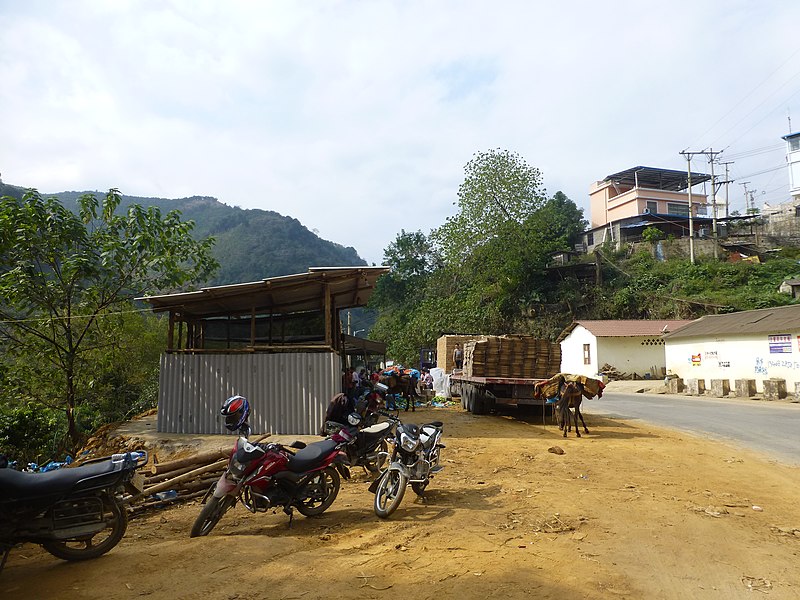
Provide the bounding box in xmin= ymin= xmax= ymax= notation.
xmin=0 ymin=306 xmax=153 ymax=325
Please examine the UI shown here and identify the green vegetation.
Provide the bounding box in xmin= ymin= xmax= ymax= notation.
xmin=0 ymin=190 xmax=216 ymax=460
xmin=368 ymin=150 xmax=800 ymax=366
xmin=2 ymin=151 xmax=799 ymax=460
xmin=48 ymin=190 xmax=366 ymax=284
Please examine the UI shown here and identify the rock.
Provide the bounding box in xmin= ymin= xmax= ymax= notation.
xmin=548 ymin=446 xmax=565 ymax=455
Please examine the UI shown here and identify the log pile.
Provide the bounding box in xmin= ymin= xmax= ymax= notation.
xmin=598 ymin=363 xmax=636 ymax=381
xmin=463 ymin=335 xmax=561 ymax=379
xmin=127 ymin=448 xmax=230 ymax=512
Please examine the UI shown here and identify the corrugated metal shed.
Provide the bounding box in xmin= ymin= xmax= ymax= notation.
xmin=158 ymin=352 xmax=338 ymax=435
xmin=663 ymin=304 xmax=800 ymax=339
xmin=140 ymin=266 xmax=389 ymax=318
xmin=142 ymin=267 xmax=390 ymax=435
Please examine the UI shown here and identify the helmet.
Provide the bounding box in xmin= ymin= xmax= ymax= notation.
xmin=220 ymin=395 xmax=250 ymax=431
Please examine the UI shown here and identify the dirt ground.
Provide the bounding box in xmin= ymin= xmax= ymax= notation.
xmin=3 ymin=398 xmax=800 ymax=600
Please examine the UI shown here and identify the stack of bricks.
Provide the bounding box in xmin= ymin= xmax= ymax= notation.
xmin=463 ymin=335 xmax=560 ymax=379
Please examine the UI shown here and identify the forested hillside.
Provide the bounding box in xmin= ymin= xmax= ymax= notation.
xmin=0 ymin=182 xmax=366 ymax=284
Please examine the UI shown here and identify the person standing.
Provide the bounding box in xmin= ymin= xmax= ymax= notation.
xmin=453 ymin=343 xmax=463 ymax=370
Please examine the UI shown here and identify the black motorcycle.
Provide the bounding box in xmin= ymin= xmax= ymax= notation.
xmin=321 ymin=384 xmax=396 ymax=474
xmin=369 ymin=417 xmax=444 ymax=518
xmin=334 ymin=411 xmax=396 ymax=474
xmin=0 ymin=451 xmax=146 ymax=572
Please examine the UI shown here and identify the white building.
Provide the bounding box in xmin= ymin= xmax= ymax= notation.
xmin=783 ymin=131 xmax=800 ymax=203
xmin=664 ymin=304 xmax=800 ymax=392
xmin=559 ymin=320 xmax=693 ymax=379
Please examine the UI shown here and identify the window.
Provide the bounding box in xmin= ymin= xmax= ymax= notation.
xmin=666 ymin=202 xmax=690 ymax=217
xmin=646 ymin=200 xmax=658 ymax=213
xmin=790 ymin=137 xmax=800 ymax=152
xmin=583 ymin=344 xmax=591 ymax=365
xmin=696 ymin=204 xmax=707 ymax=216
xmin=587 ymin=232 xmax=594 ymax=245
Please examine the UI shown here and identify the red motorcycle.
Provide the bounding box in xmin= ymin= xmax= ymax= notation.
xmin=190 ymin=396 xmax=351 ymax=537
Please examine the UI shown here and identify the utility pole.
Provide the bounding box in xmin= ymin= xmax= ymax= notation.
xmin=721 ymin=161 xmax=734 ymax=219
xmin=680 ymin=152 xmax=696 ymax=263
xmin=739 ymin=182 xmax=751 ymax=214
xmin=707 ymin=149 xmax=722 ymax=259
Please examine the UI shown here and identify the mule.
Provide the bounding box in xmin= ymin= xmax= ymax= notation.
xmin=556 ymin=379 xmax=589 ymax=438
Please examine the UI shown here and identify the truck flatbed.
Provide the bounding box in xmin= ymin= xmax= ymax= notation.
xmin=449 ymin=373 xmax=548 ymax=415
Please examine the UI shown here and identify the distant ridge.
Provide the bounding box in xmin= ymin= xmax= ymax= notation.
xmin=0 ymin=181 xmax=367 ymax=285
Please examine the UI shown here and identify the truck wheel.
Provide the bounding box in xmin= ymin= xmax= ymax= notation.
xmin=471 ymin=392 xmax=486 ymax=415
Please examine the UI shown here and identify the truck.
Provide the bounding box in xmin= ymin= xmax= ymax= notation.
xmin=438 ymin=334 xmax=561 ymax=415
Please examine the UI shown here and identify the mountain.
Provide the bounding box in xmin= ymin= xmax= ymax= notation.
xmin=0 ymin=182 xmax=367 ymax=285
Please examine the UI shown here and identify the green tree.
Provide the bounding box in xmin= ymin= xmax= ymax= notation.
xmin=0 ymin=189 xmax=218 ymax=451
xmin=369 ymin=151 xmax=587 ymax=364
xmin=432 ymin=149 xmax=547 ymax=262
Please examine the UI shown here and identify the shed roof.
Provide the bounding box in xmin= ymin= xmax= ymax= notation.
xmin=138 ymin=266 xmax=390 ymax=319
xmin=604 ymin=166 xmax=711 ymax=191
xmin=559 ymin=320 xmax=694 ymax=342
xmin=663 ymin=304 xmax=800 ymax=339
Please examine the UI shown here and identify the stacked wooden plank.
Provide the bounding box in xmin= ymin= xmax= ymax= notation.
xmin=436 ymin=334 xmax=485 ymax=372
xmin=463 ymin=335 xmax=561 ymax=379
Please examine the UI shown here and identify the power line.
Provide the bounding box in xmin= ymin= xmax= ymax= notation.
xmin=723 ymin=143 xmax=783 ymax=160
xmin=686 ymin=44 xmax=800 ymax=149
xmin=0 ymin=306 xmax=153 ymax=326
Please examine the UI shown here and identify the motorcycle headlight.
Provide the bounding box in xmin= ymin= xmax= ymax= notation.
xmin=229 ymin=459 xmax=246 ymax=479
xmin=400 ymin=432 xmax=419 ymax=453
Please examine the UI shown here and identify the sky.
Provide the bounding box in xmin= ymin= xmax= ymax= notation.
xmin=2 ymin=1 xmax=800 ymax=266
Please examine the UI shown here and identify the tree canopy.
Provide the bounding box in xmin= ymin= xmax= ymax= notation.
xmin=369 ymin=149 xmax=587 ymax=365
xmin=0 ymin=189 xmax=218 ymax=452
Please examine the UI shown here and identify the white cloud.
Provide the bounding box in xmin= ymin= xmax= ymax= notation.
xmin=2 ymin=0 xmax=800 ymax=265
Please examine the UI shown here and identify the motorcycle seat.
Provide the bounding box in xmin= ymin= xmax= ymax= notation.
xmin=0 ymin=460 xmax=121 ymax=501
xmin=361 ymin=421 xmax=392 ymax=435
xmin=286 ymin=439 xmax=338 ymax=473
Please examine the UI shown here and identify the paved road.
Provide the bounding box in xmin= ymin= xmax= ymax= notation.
xmin=587 ymin=391 xmax=800 ymax=466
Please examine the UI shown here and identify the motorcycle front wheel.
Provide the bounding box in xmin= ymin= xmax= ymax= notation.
xmin=190 ymin=494 xmax=236 ymax=537
xmin=374 ymin=469 xmax=407 ymax=518
xmin=296 ymin=467 xmax=340 ymax=516
xmin=42 ymin=498 xmax=127 ymax=561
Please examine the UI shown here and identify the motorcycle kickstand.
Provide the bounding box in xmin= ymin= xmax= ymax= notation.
xmin=283 ymin=505 xmax=294 ymax=528
xmin=0 ymin=545 xmax=11 ymax=574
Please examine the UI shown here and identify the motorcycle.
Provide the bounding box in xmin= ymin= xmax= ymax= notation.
xmin=321 ymin=387 xmax=397 ymax=474
xmin=189 ymin=395 xmax=352 ymax=537
xmin=0 ymin=451 xmax=147 ymax=572
xmin=335 ymin=410 xmax=397 ymax=474
xmin=368 ymin=416 xmax=445 ymax=518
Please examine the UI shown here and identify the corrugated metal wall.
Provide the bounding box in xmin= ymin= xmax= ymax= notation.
xmin=157 ymin=352 xmax=340 ymax=435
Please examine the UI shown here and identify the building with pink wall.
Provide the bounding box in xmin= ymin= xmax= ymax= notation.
xmin=583 ymin=166 xmax=712 ymax=250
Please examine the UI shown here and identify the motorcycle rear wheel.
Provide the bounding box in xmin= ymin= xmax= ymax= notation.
xmin=364 ymin=439 xmax=389 ymax=474
xmin=374 ymin=469 xmax=407 ymax=518
xmin=296 ymin=467 xmax=340 ymax=516
xmin=42 ymin=498 xmax=127 ymax=561
xmin=190 ymin=494 xmax=235 ymax=537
